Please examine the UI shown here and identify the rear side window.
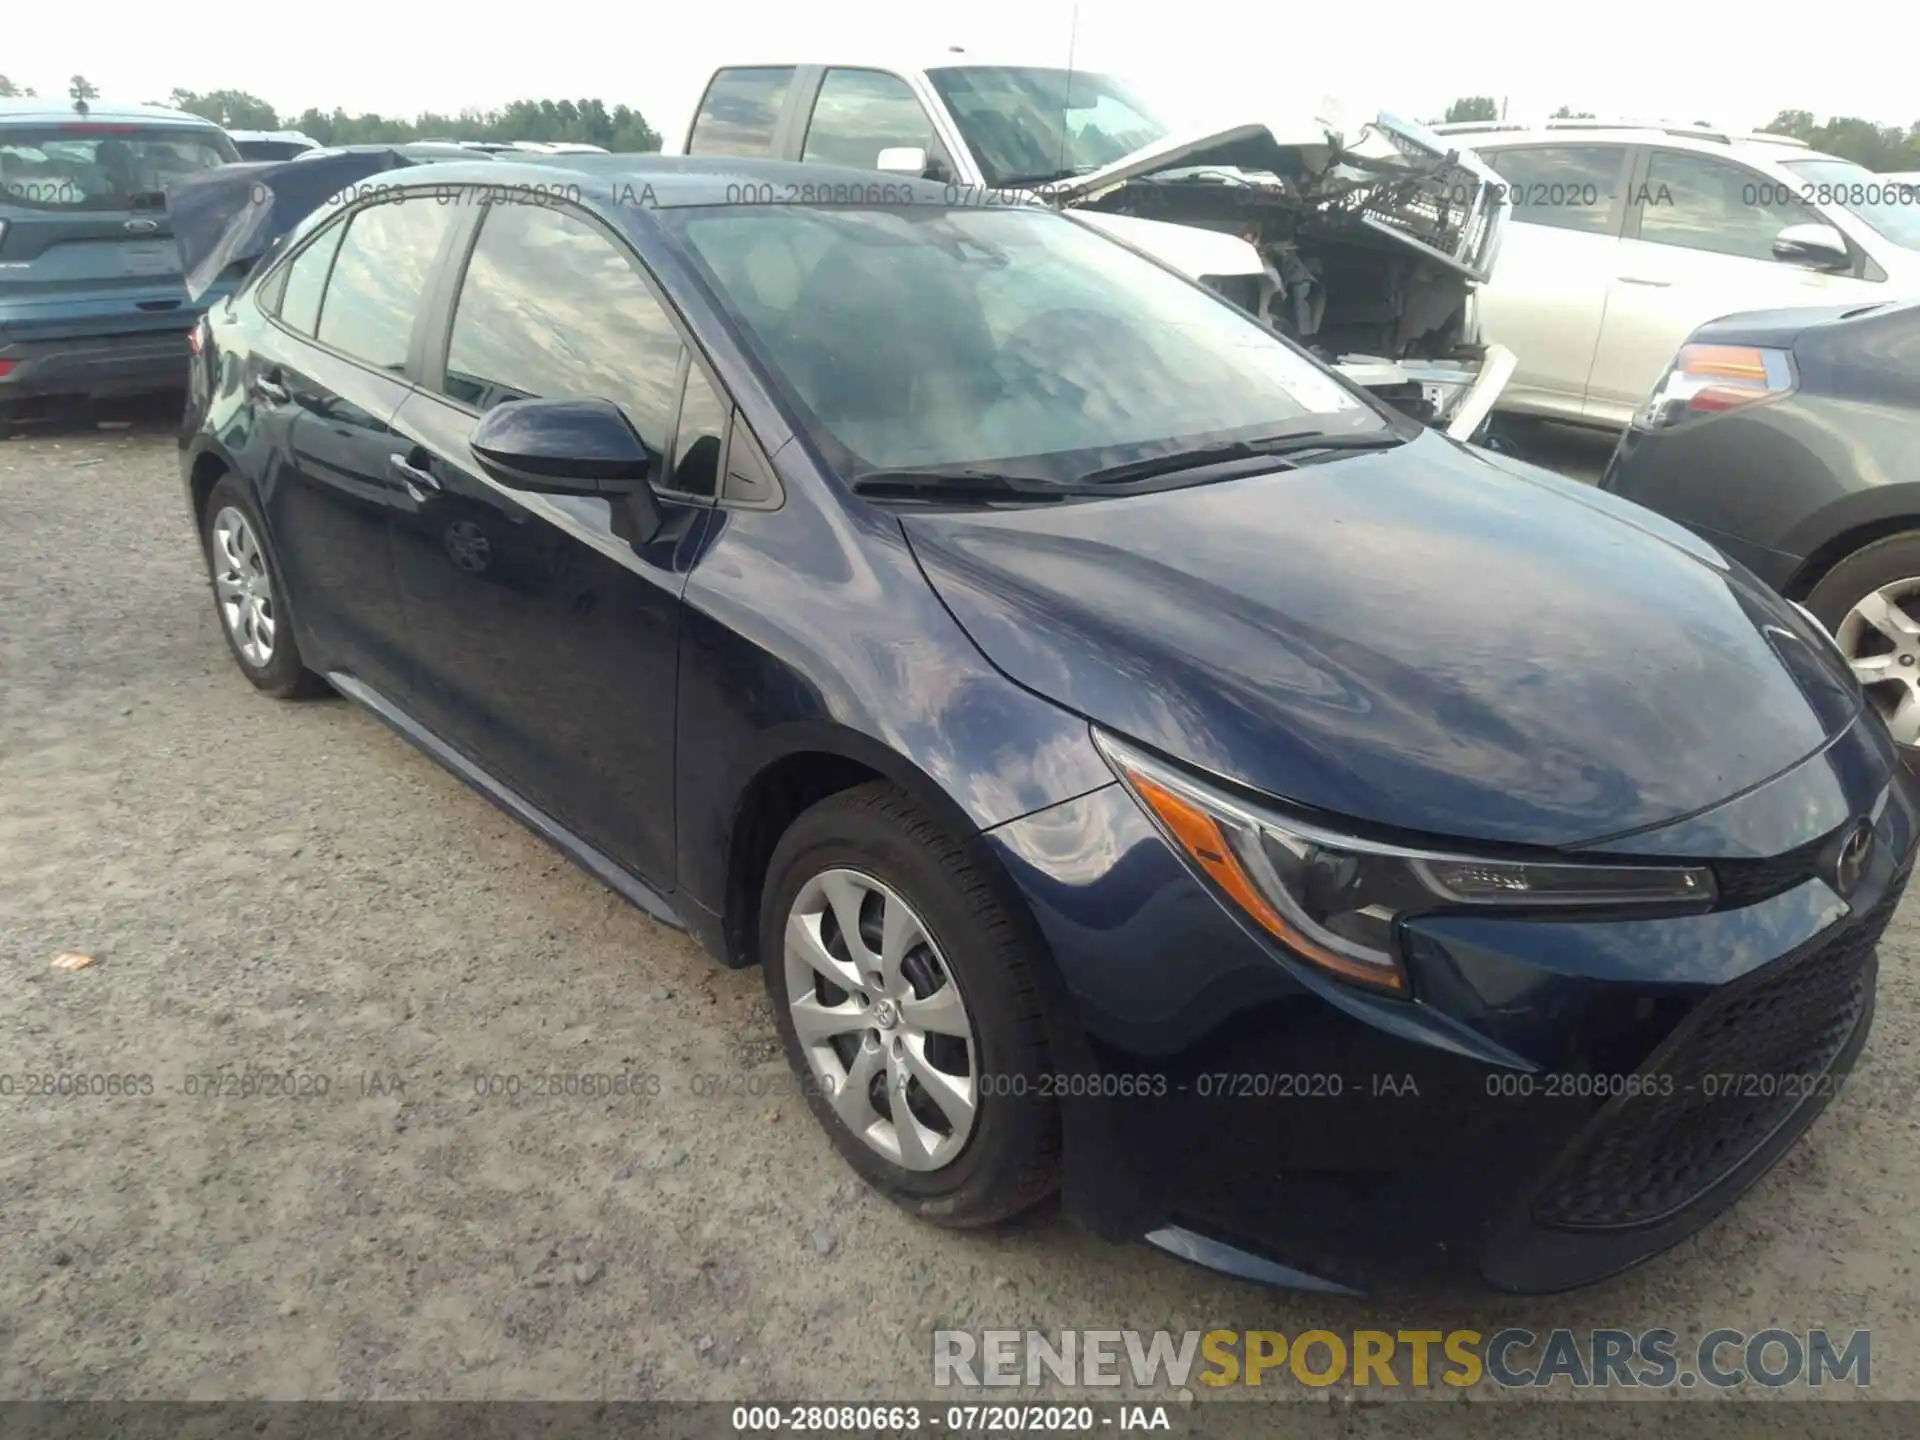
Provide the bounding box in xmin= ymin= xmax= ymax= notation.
xmin=687 ymin=68 xmax=795 ymax=156
xmin=0 ymin=125 xmax=233 ymax=211
xmin=314 ymin=196 xmax=457 ymax=371
xmin=1482 ymin=145 xmax=1625 ymax=236
xmin=442 ymin=201 xmax=684 ymax=457
xmin=272 ymin=221 xmax=347 ymax=336
xmin=801 ymin=69 xmax=944 ymax=171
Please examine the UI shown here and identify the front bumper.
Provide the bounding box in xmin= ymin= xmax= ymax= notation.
xmin=0 ymin=328 xmax=194 ymax=407
xmin=983 ymin=727 xmax=1914 ymax=1295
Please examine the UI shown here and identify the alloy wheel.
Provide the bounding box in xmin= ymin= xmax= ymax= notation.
xmin=783 ymin=868 xmax=979 ymax=1171
xmin=210 ymin=506 xmax=276 ymax=668
xmin=1836 ymin=579 xmax=1920 ymax=746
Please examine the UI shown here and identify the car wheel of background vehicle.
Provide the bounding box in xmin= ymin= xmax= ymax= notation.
xmin=761 ymin=781 xmax=1061 ymax=1227
xmin=201 ymin=475 xmax=328 ymax=699
xmin=1807 ymin=532 xmax=1920 ymax=749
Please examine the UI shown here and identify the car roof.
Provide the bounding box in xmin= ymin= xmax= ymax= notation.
xmin=705 ymin=52 xmax=1081 ymax=78
xmin=1429 ymin=119 xmax=1830 ymax=158
xmin=0 ymin=98 xmax=225 ymax=129
xmin=370 ymin=154 xmax=983 ymax=209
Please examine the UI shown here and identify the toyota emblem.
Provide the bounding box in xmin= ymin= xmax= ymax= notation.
xmin=1830 ymin=822 xmax=1874 ymax=899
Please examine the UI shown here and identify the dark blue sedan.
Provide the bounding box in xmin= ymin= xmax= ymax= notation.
xmin=179 ymin=156 xmax=1915 ymax=1294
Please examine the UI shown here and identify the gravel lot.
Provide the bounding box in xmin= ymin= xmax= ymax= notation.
xmin=2 ymin=416 xmax=1916 ymax=1408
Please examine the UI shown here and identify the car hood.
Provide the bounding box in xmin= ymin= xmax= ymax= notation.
xmin=1051 ymin=116 xmax=1343 ymax=204
xmin=1052 ymin=111 xmax=1506 ymax=282
xmin=900 ymin=433 xmax=1862 ymax=850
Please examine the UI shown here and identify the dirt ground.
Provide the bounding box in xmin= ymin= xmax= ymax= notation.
xmin=2 ymin=417 xmax=1916 ymax=1407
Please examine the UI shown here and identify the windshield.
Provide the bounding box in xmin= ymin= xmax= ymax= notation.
xmin=1781 ymin=158 xmax=1920 ymax=251
xmin=0 ymin=125 xmax=234 ymax=210
xmin=666 ymin=204 xmax=1385 ymax=486
xmin=926 ymin=67 xmax=1169 ymax=187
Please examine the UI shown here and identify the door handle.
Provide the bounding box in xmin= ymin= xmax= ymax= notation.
xmin=1615 ymin=276 xmax=1672 ymax=288
xmin=251 ymin=375 xmax=289 ymax=404
xmin=389 ymin=451 xmax=443 ymax=500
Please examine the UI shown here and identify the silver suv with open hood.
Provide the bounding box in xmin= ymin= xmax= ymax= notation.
xmin=676 ymin=58 xmax=1514 ymax=433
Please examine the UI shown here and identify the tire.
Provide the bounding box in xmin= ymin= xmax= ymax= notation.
xmin=1805 ymin=531 xmax=1920 ymax=751
xmin=200 ymin=474 xmax=329 ymax=699
xmin=761 ymin=781 xmax=1061 ymax=1227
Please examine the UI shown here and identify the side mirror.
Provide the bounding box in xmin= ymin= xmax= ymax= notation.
xmin=471 ymin=397 xmax=653 ymax=494
xmin=876 ymin=146 xmax=929 ymax=176
xmin=1773 ymin=222 xmax=1851 ymax=272
xmin=469 ymin=396 xmax=664 ymax=537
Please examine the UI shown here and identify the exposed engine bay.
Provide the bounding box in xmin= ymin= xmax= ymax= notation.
xmin=1053 ymin=115 xmax=1512 ymax=429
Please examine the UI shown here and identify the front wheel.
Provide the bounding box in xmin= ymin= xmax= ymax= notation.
xmin=1806 ymin=532 xmax=1920 ymax=750
xmin=761 ymin=782 xmax=1060 ymax=1227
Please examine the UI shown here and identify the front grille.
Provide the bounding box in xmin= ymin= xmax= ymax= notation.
xmin=1530 ymin=885 xmax=1897 ymax=1230
xmin=1711 ymin=829 xmax=1831 ymax=908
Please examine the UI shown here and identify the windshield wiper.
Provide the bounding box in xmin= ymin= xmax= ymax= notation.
xmin=850 ymin=469 xmax=1104 ymax=504
xmin=1074 ymin=430 xmax=1405 ymax=488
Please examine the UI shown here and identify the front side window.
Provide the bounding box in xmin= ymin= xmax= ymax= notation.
xmin=0 ymin=125 xmax=233 ymax=210
xmin=314 ymin=196 xmax=457 ymax=370
xmin=1780 ymin=157 xmax=1920 ymax=252
xmin=442 ymin=201 xmax=683 ymax=458
xmin=668 ymin=364 xmax=727 ymax=499
xmin=667 ymin=204 xmax=1383 ymax=484
xmin=1638 ymin=151 xmax=1821 ymax=261
xmin=802 ymin=70 xmax=947 ymax=174
xmin=926 ymin=67 xmax=1168 ymax=187
xmin=686 ymin=67 xmax=796 ymax=157
xmin=1482 ymin=145 xmax=1625 ymax=236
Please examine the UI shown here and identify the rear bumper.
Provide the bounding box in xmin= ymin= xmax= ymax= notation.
xmin=983 ymin=745 xmax=1914 ymax=1296
xmin=0 ymin=328 xmax=193 ymax=405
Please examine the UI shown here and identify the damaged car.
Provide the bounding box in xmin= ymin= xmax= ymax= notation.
xmin=676 ymin=59 xmax=1514 ymax=434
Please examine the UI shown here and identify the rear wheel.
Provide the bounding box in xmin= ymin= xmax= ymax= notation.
xmin=201 ymin=475 xmax=328 ymax=699
xmin=1806 ymin=532 xmax=1920 ymax=748
xmin=761 ymin=782 xmax=1060 ymax=1226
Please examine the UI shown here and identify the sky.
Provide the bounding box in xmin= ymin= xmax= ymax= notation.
xmin=7 ymin=2 xmax=1919 ymax=139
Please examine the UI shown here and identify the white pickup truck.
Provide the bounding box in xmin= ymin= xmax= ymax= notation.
xmin=675 ymin=57 xmax=1515 ymax=434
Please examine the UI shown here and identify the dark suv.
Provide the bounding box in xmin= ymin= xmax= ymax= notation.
xmin=0 ymin=99 xmax=237 ymax=421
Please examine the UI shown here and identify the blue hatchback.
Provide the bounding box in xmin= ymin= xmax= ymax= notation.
xmin=0 ymin=99 xmax=236 ymax=418
xmin=179 ymin=156 xmax=1915 ymax=1294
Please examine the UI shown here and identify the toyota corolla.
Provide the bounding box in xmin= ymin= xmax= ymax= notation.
xmin=179 ymin=156 xmax=1914 ymax=1294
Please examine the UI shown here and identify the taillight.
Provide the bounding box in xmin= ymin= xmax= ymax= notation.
xmin=1634 ymin=344 xmax=1796 ymax=431
xmin=188 ymin=322 xmax=204 ymax=357
xmin=0 ymin=359 xmax=15 ymax=379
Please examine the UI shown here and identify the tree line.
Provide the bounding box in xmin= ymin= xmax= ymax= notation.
xmin=0 ymin=77 xmax=661 ymax=152
xmin=1440 ymin=95 xmax=1920 ymax=171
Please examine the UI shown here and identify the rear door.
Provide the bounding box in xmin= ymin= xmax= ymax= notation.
xmin=681 ymin=67 xmax=801 ymax=157
xmin=0 ymin=121 xmax=235 ymax=338
xmin=1583 ymin=147 xmax=1885 ymax=424
xmin=385 ymin=194 xmax=720 ymax=886
xmin=253 ymin=191 xmax=462 ymax=700
xmin=1472 ymin=142 xmax=1634 ymax=420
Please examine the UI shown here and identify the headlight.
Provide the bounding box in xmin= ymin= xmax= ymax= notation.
xmin=1093 ymin=731 xmax=1716 ymax=995
xmin=1633 ymin=344 xmax=1795 ymax=431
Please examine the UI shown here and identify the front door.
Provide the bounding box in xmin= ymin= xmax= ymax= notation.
xmin=1584 ymin=148 xmax=1882 ymax=425
xmin=386 ymin=197 xmax=723 ymax=887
